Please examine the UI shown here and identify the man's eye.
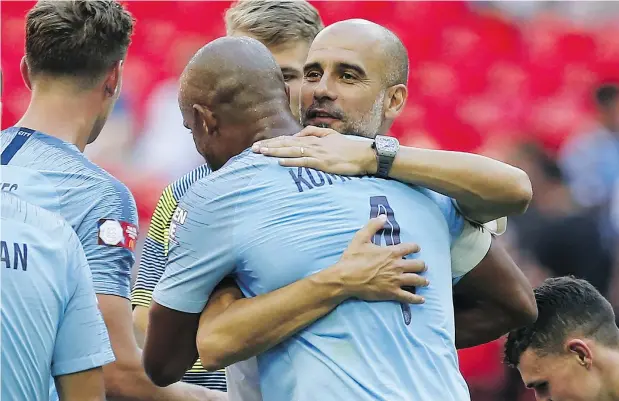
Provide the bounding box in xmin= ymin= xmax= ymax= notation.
xmin=342 ymin=72 xmax=355 ymax=81
xmin=305 ymin=71 xmax=321 ymax=79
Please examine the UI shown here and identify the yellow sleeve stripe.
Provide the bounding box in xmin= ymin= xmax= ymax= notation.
xmin=187 ymin=358 xmax=225 ymax=373
xmin=131 ymin=289 xmax=153 ymax=308
xmin=147 ymin=186 xmax=177 ymax=248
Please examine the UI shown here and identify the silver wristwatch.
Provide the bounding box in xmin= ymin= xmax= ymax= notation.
xmin=371 ymin=135 xmax=399 ymax=178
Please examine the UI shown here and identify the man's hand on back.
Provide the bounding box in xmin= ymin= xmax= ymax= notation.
xmin=193 ymin=216 xmax=428 ymax=371
xmin=332 ymin=215 xmax=428 ymax=304
xmin=252 ymin=127 xmax=377 ymax=175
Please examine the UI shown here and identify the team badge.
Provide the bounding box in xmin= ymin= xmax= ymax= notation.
xmin=98 ymin=219 xmax=138 ymax=251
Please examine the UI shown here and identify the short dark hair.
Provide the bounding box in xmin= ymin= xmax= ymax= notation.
xmin=595 ymin=83 xmax=618 ymax=109
xmin=504 ymin=276 xmax=619 ymax=368
xmin=225 ymin=0 xmax=323 ymax=48
xmin=25 ymin=0 xmax=134 ymax=87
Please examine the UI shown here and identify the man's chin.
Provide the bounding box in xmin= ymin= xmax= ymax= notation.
xmin=303 ymin=121 xmax=338 ymax=130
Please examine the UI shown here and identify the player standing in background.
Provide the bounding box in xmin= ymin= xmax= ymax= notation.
xmin=505 ymin=277 xmax=619 ymax=401
xmin=0 ymin=1 xmax=223 ymax=400
xmin=224 ymin=0 xmax=323 ymax=122
xmin=131 ymin=0 xmax=324 ymax=391
xmin=1 ymin=192 xmax=113 ymax=401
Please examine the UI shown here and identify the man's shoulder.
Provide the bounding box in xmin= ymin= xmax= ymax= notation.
xmin=54 ymin=152 xmax=137 ymax=223
xmin=168 ymin=164 xmax=212 ymax=200
xmin=1 ymin=192 xmax=79 ymax=256
xmin=10 ymin=131 xmax=137 ymax=214
xmin=187 ymin=151 xmax=272 ymax=197
xmin=2 ymin=191 xmax=63 ymax=230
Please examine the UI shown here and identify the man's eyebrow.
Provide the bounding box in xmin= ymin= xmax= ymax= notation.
xmin=303 ymin=61 xmax=367 ymax=78
xmin=280 ymin=66 xmax=300 ymax=76
xmin=303 ymin=62 xmax=322 ymax=74
xmin=337 ymin=62 xmax=366 ymax=77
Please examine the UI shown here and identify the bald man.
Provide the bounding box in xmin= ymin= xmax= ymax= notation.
xmin=300 ymin=19 xmax=408 ymax=138
xmin=144 ymin=36 xmax=529 ymax=401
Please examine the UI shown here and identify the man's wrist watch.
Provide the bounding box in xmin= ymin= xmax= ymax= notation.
xmin=371 ymin=135 xmax=399 ymax=178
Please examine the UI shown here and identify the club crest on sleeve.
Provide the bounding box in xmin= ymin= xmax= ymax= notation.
xmin=98 ymin=219 xmax=138 ymax=251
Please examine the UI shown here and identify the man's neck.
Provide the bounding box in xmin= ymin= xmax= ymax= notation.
xmin=250 ymin=111 xmax=303 ymax=143
xmin=16 ymin=89 xmax=98 ymax=152
xmin=600 ymin=347 xmax=619 ymax=400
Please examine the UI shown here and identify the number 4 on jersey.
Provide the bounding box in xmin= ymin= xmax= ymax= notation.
xmin=369 ymin=196 xmax=412 ymax=325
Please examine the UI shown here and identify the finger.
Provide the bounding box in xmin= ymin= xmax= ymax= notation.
xmin=399 ymin=273 xmax=430 ymax=288
xmin=278 ymin=157 xmax=318 ymax=168
xmin=398 ymin=258 xmax=427 ymax=274
xmin=295 ymin=126 xmax=334 ymax=138
xmin=260 ymin=146 xmax=314 ymax=159
xmin=390 ymin=242 xmax=421 ymax=257
xmin=351 ymin=215 xmax=387 ymax=245
xmin=393 ymin=290 xmax=425 ymax=305
xmin=251 ymin=137 xmax=297 ymax=152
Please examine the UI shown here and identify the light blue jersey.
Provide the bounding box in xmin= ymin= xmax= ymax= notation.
xmin=1 ymin=192 xmax=115 ymax=401
xmin=1 ymin=127 xmax=139 ymax=299
xmin=154 ymin=150 xmax=471 ymax=401
xmin=2 ymin=126 xmax=138 ymax=401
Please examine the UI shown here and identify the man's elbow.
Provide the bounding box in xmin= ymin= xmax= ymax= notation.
xmin=142 ymin=354 xmax=183 ymax=388
xmin=144 ymin=368 xmax=178 ymax=388
xmin=506 ymin=286 xmax=538 ymax=329
xmin=197 ymin=334 xmax=232 ymax=372
xmin=508 ymin=168 xmax=533 ymax=215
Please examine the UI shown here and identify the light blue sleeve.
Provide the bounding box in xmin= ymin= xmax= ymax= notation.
xmin=76 ymin=179 xmax=139 ymax=300
xmin=51 ymin=230 xmax=115 ymax=376
xmin=152 ymin=182 xmax=237 ymax=314
xmin=420 ymin=189 xmax=465 ymax=242
xmin=418 ymin=189 xmax=471 ymax=285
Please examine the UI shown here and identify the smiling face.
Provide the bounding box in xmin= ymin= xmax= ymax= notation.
xmin=299 ymin=27 xmax=389 ymax=138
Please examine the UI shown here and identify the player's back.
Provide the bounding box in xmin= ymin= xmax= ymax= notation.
xmin=176 ymin=150 xmax=470 ymax=401
xmin=1 ymin=127 xmax=138 ymax=298
xmin=1 ymin=192 xmax=114 ymax=400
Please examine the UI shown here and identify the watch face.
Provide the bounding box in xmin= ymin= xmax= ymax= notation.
xmin=376 ymin=136 xmax=399 ymax=157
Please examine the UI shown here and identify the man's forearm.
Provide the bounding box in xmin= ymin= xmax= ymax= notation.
xmin=452 ymin=241 xmax=537 ymax=349
xmin=105 ymin=357 xmax=225 ymax=401
xmin=197 ymin=268 xmax=348 ymax=371
xmin=454 ymin=300 xmax=519 ymax=349
xmin=385 ymin=146 xmax=532 ymax=223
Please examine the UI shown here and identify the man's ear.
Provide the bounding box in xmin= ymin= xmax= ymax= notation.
xmin=20 ymin=56 xmax=32 ymax=90
xmin=384 ymin=84 xmax=408 ymax=120
xmin=566 ymin=339 xmax=593 ymax=369
xmin=193 ymin=104 xmax=216 ymax=136
xmin=103 ymin=60 xmax=122 ymax=97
